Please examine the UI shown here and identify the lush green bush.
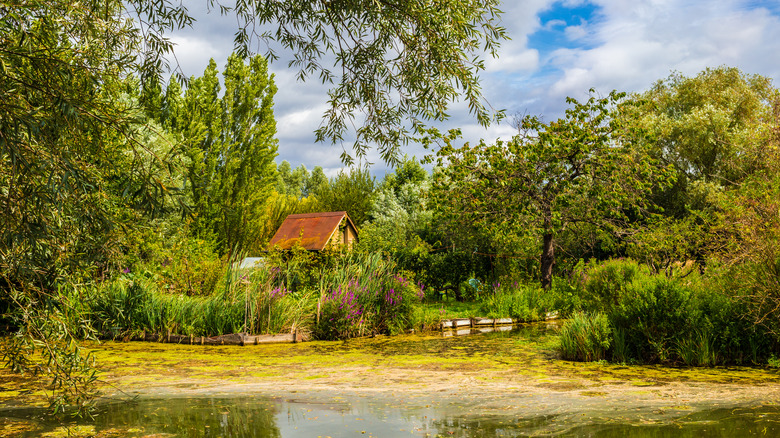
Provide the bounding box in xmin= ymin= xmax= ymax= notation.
xmin=611 ymin=275 xmax=693 ymax=362
xmin=559 ymin=312 xmax=612 ymax=362
xmin=567 ymin=258 xmax=778 ymax=365
xmin=576 ymin=258 xmax=647 ymax=312
xmin=119 ymin=220 xmax=228 ymax=297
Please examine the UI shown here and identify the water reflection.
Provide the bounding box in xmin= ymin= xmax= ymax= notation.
xmin=2 ymin=395 xmax=780 ymax=437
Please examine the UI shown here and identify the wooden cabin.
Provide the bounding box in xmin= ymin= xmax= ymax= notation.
xmin=268 ymin=211 xmax=358 ymax=251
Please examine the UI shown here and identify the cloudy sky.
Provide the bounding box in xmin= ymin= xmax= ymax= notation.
xmin=169 ymin=0 xmax=780 ymax=177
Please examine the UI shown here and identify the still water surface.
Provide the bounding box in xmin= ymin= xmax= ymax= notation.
xmin=3 ymin=392 xmax=780 ymax=437
xmin=3 ymin=326 xmax=780 ymax=436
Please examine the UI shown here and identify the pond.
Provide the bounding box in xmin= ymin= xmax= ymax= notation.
xmin=2 ymin=325 xmax=780 ymax=437
xmin=3 ymin=392 xmax=780 ymax=437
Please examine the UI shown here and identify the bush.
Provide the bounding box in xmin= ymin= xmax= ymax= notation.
xmin=312 ymin=253 xmax=423 ymax=339
xmin=568 ymin=258 xmax=770 ymax=365
xmin=559 ymin=312 xmax=612 ymax=362
xmin=577 ymin=258 xmax=647 ymax=312
xmin=610 ymin=275 xmax=693 ymax=362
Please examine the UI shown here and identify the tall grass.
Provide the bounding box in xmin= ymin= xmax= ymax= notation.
xmin=87 ymin=251 xmax=423 ymax=340
xmin=89 ymin=259 xmax=313 ymax=337
xmin=559 ymin=312 xmax=612 ymax=362
xmin=480 ymin=283 xmax=552 ymax=322
xmin=676 ymin=328 xmax=717 ymax=366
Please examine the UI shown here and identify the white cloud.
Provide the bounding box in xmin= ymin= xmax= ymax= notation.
xmin=545 ymin=0 xmax=780 ymax=101
xmin=564 ymin=24 xmax=588 ymax=41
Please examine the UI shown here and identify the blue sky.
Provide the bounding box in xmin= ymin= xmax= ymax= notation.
xmin=170 ymin=0 xmax=780 ymax=177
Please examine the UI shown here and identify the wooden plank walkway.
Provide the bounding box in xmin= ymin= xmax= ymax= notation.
xmin=119 ymin=331 xmax=309 ymax=345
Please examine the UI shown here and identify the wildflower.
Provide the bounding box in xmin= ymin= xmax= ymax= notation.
xmin=122 ymin=267 xmax=130 ymax=274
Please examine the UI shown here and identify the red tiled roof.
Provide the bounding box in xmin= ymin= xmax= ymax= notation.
xmin=267 ymin=211 xmax=356 ymax=251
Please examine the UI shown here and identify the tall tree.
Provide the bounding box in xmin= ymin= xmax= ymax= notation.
xmin=622 ymin=67 xmax=779 ymax=217
xmin=303 ymin=166 xmax=329 ymax=198
xmin=179 ymin=54 xmax=279 ymax=255
xmin=314 ymin=168 xmax=376 ymax=227
xmin=616 ymin=67 xmax=780 ymax=269
xmin=435 ymin=92 xmax=670 ymax=288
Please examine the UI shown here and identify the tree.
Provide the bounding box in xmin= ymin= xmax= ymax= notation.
xmin=615 ymin=67 xmax=780 ymax=270
xmin=435 ymin=92 xmax=669 ymax=288
xmin=275 ymin=161 xmax=312 ymax=198
xmin=178 ymin=54 xmax=279 ymax=255
xmin=359 ymin=157 xmax=438 ymax=281
xmin=313 ymin=168 xmax=376 ymax=227
xmin=221 ymin=0 xmax=508 ymax=163
xmin=303 ymin=166 xmax=329 ymax=198
xmin=622 ymin=67 xmax=779 ymax=217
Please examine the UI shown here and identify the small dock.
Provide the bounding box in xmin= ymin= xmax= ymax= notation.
xmin=439 ymin=312 xmax=559 ymax=336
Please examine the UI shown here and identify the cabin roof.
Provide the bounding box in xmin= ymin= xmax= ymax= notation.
xmin=267 ymin=211 xmax=357 ymax=251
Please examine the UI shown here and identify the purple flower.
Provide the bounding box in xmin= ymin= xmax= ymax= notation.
xmin=122 ymin=267 xmax=130 ymax=274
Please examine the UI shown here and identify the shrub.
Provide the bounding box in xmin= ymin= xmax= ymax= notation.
xmin=559 ymin=312 xmax=612 ymax=362
xmin=577 ymin=258 xmax=647 ymax=312
xmin=609 ymin=275 xmax=692 ymax=362
xmin=312 ymin=253 xmax=423 ymax=339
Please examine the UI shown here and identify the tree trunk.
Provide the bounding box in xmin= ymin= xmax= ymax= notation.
xmin=540 ymin=231 xmax=555 ymax=290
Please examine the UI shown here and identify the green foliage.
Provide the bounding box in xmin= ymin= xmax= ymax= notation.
xmin=89 ymin=261 xmax=312 ymax=337
xmin=118 ymin=219 xmax=227 ymax=296
xmin=435 ymin=91 xmax=669 ymax=288
xmin=480 ymin=283 xmax=551 ymax=322
xmin=230 ymin=1 xmax=508 ymax=163
xmin=176 ymin=54 xmax=279 ymax=255
xmin=613 ymin=276 xmax=694 ymax=362
xmin=624 ymin=215 xmax=711 ymax=274
xmin=275 ymin=161 xmax=304 ymax=197
xmin=715 ymin=171 xmax=780 ymax=338
xmin=358 ymin=156 xmax=436 ymax=281
xmin=313 ymin=168 xmax=376 ymax=227
xmin=577 ymin=258 xmax=648 ymax=311
xmin=625 ymin=67 xmax=778 ymax=190
xmin=566 ymin=258 xmax=778 ymax=365
xmin=676 ymin=327 xmax=717 ymax=367
xmin=559 ymin=312 xmax=612 ymax=362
